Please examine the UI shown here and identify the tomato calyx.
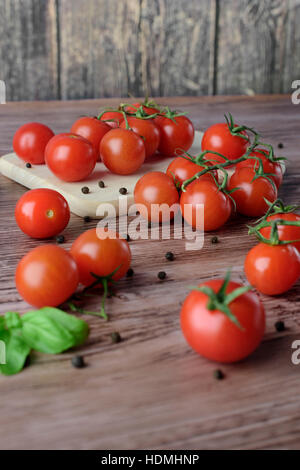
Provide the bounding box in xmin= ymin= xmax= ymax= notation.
xmin=249 ymin=159 xmax=277 ymax=192
xmin=263 ymin=198 xmax=300 ymax=218
xmin=248 ymin=218 xmax=300 ymax=245
xmin=189 ymin=271 xmax=250 ymax=330
xmin=159 ymin=106 xmax=187 ymax=123
xmin=252 ymin=145 xmax=286 ymax=163
xmin=67 ymin=265 xmax=121 ymax=321
xmin=225 ymin=113 xmax=285 ymax=166
xmin=120 ymin=103 xmax=159 ymax=120
xmin=224 ymin=112 xmax=254 ymax=142
xmin=96 ymin=107 xmax=123 ymax=125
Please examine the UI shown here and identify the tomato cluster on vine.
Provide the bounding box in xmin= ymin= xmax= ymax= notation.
xmin=13 ymin=98 xmax=195 ymax=181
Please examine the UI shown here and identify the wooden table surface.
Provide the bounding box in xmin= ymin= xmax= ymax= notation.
xmin=1 ymin=95 xmax=300 ymax=450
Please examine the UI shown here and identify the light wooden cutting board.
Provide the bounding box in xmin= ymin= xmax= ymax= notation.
xmin=0 ymin=132 xmax=205 ymax=218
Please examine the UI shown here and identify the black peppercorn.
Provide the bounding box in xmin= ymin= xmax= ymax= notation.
xmin=158 ymin=271 xmax=166 ymax=280
xmin=56 ymin=235 xmax=65 ymax=244
xmin=81 ymin=186 xmax=90 ymax=194
xmin=211 ymin=236 xmax=219 ymax=244
xmin=278 ymin=142 xmax=284 ymax=149
xmin=119 ymin=187 xmax=127 ymax=195
xmin=165 ymin=251 xmax=174 ymax=261
xmin=126 ymin=268 xmax=134 ymax=277
xmin=275 ymin=320 xmax=285 ymax=332
xmin=98 ymin=180 xmax=105 ymax=188
xmin=71 ymin=356 xmax=86 ymax=369
xmin=111 ymin=332 xmax=122 ymax=344
xmin=25 ymin=162 xmax=32 ymax=168
xmin=84 ymin=216 xmax=91 ymax=223
xmin=213 ymin=369 xmax=225 ymax=380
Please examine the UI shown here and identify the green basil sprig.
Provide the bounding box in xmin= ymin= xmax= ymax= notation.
xmin=0 ymin=307 xmax=89 ymax=376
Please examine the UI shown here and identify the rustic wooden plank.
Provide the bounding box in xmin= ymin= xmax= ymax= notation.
xmin=140 ymin=0 xmax=217 ymax=96
xmin=58 ymin=0 xmax=143 ymax=100
xmin=281 ymin=0 xmax=300 ymax=92
xmin=0 ymin=0 xmax=59 ymax=101
xmin=216 ymin=0 xmax=295 ymax=95
xmin=0 ymin=96 xmax=300 ymax=449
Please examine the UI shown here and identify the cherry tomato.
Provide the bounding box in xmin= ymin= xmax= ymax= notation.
xmin=244 ymin=243 xmax=300 ymax=295
xmin=70 ymin=228 xmax=131 ymax=286
xmin=100 ymin=128 xmax=145 ymax=175
xmin=99 ymin=111 xmax=123 ymax=128
xmin=13 ymin=122 xmax=54 ymax=165
xmin=181 ymin=279 xmax=265 ymax=363
xmin=15 ymin=245 xmax=79 ymax=307
xmin=71 ymin=117 xmax=110 ymax=159
xmin=228 ymin=167 xmax=277 ymax=217
xmin=125 ymin=102 xmax=160 ymax=115
xmin=202 ymin=122 xmax=248 ymax=164
xmin=134 ymin=171 xmax=179 ymax=222
xmin=166 ymin=156 xmax=218 ymax=187
xmin=15 ymin=188 xmax=70 ymax=239
xmin=154 ymin=115 xmax=194 ymax=157
xmin=45 ymin=133 xmax=97 ymax=182
xmin=236 ymin=149 xmax=283 ymax=189
xmin=260 ymin=212 xmax=300 ymax=252
xmin=180 ymin=180 xmax=231 ymax=231
xmin=120 ymin=116 xmax=160 ymax=158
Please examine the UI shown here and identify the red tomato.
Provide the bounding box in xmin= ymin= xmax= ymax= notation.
xmin=45 ymin=133 xmax=97 ymax=182
xmin=202 ymin=122 xmax=248 ymax=164
xmin=134 ymin=171 xmax=179 ymax=222
xmin=228 ymin=167 xmax=277 ymax=217
xmin=15 ymin=245 xmax=79 ymax=307
xmin=13 ymin=122 xmax=54 ymax=165
xmin=236 ymin=149 xmax=283 ymax=189
xmin=180 ymin=179 xmax=231 ymax=231
xmin=166 ymin=156 xmax=218 ymax=187
xmin=71 ymin=117 xmax=110 ymax=159
xmin=70 ymin=228 xmax=131 ymax=286
xmin=100 ymin=128 xmax=145 ymax=175
xmin=99 ymin=111 xmax=123 ymax=128
xmin=181 ymin=279 xmax=265 ymax=363
xmin=15 ymin=188 xmax=70 ymax=239
xmin=120 ymin=116 xmax=160 ymax=158
xmin=245 ymin=243 xmax=300 ymax=295
xmin=154 ymin=115 xmax=194 ymax=157
xmin=125 ymin=102 xmax=160 ymax=115
xmin=260 ymin=213 xmax=300 ymax=252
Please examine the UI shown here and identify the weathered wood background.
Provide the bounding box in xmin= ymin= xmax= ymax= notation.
xmin=0 ymin=0 xmax=299 ymax=101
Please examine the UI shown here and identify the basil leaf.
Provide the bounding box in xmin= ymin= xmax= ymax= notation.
xmin=22 ymin=308 xmax=89 ymax=354
xmin=0 ymin=330 xmax=30 ymax=376
xmin=4 ymin=312 xmax=23 ymax=330
xmin=0 ymin=316 xmax=5 ymax=331
xmin=22 ymin=314 xmax=75 ymax=354
xmin=37 ymin=307 xmax=89 ymax=346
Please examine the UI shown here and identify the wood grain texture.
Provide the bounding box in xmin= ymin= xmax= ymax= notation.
xmin=216 ymin=0 xmax=299 ymax=95
xmin=58 ymin=0 xmax=143 ymax=99
xmin=0 ymin=96 xmax=300 ymax=450
xmin=139 ymin=0 xmax=217 ymax=96
xmin=281 ymin=0 xmax=300 ymax=91
xmin=1 ymin=0 xmax=300 ymax=100
xmin=0 ymin=0 xmax=59 ymax=101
